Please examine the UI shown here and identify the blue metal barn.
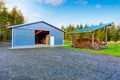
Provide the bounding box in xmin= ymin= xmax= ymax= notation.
xmin=9 ymin=21 xmax=64 ymax=48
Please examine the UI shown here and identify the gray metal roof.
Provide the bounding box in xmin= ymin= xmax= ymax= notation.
xmin=8 ymin=21 xmax=65 ymax=32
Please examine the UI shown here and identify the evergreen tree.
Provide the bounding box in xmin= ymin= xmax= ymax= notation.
xmin=0 ymin=2 xmax=5 ymax=41
xmin=75 ymin=24 xmax=80 ymax=39
xmin=9 ymin=6 xmax=24 ymax=25
xmin=79 ymin=24 xmax=83 ymax=38
xmin=0 ymin=1 xmax=25 ymax=42
xmin=0 ymin=2 xmax=9 ymax=41
xmin=96 ymin=28 xmax=105 ymax=41
xmin=61 ymin=25 xmax=65 ymax=31
xmin=83 ymin=24 xmax=89 ymax=38
xmin=95 ymin=23 xmax=106 ymax=41
xmin=110 ymin=24 xmax=117 ymax=41
xmin=116 ymin=25 xmax=120 ymax=41
xmin=107 ymin=27 xmax=111 ymax=41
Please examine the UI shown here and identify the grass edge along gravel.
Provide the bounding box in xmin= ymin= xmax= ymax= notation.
xmin=64 ymin=40 xmax=120 ymax=57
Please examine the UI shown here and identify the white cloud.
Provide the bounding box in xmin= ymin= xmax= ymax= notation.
xmin=95 ymin=4 xmax=101 ymax=8
xmin=37 ymin=0 xmax=66 ymax=6
xmin=75 ymin=0 xmax=88 ymax=5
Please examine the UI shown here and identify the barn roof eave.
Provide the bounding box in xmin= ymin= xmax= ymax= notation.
xmin=8 ymin=21 xmax=65 ymax=32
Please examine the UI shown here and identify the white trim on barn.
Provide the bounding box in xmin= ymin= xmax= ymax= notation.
xmin=12 ymin=29 xmax=14 ymax=48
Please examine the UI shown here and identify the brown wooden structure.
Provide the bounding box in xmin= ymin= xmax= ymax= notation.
xmin=70 ymin=23 xmax=113 ymax=50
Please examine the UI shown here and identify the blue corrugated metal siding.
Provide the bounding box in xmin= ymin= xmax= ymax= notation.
xmin=13 ymin=29 xmax=35 ymax=47
xmin=50 ymin=30 xmax=64 ymax=45
xmin=15 ymin=23 xmax=64 ymax=46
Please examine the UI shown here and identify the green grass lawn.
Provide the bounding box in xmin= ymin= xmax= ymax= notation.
xmin=64 ymin=40 xmax=120 ymax=57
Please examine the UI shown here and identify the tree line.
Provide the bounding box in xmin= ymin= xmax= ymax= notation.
xmin=0 ymin=1 xmax=24 ymax=42
xmin=61 ymin=23 xmax=120 ymax=42
xmin=1 ymin=1 xmax=120 ymax=42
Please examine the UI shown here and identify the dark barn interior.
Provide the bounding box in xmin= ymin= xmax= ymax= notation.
xmin=35 ymin=30 xmax=50 ymax=45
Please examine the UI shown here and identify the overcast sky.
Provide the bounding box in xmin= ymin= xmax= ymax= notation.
xmin=4 ymin=0 xmax=120 ymax=28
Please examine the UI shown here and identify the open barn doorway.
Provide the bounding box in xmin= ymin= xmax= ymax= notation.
xmin=35 ymin=30 xmax=50 ymax=45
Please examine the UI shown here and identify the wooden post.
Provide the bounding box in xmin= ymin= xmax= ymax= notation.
xmin=92 ymin=31 xmax=94 ymax=48
xmin=71 ymin=34 xmax=73 ymax=41
xmin=76 ymin=33 xmax=77 ymax=39
xmin=71 ymin=34 xmax=73 ymax=46
xmin=105 ymin=27 xmax=107 ymax=45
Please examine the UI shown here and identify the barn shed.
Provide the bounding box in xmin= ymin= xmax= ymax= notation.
xmin=9 ymin=21 xmax=64 ymax=48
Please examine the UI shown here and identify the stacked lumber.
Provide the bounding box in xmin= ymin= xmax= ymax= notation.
xmin=94 ymin=42 xmax=107 ymax=50
xmin=72 ymin=38 xmax=107 ymax=50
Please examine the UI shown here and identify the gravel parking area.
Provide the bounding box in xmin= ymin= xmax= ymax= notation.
xmin=0 ymin=46 xmax=120 ymax=80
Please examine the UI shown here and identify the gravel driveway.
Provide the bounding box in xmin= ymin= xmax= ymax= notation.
xmin=0 ymin=46 xmax=120 ymax=80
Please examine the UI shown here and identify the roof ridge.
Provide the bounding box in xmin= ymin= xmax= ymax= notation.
xmin=8 ymin=21 xmax=65 ymax=32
